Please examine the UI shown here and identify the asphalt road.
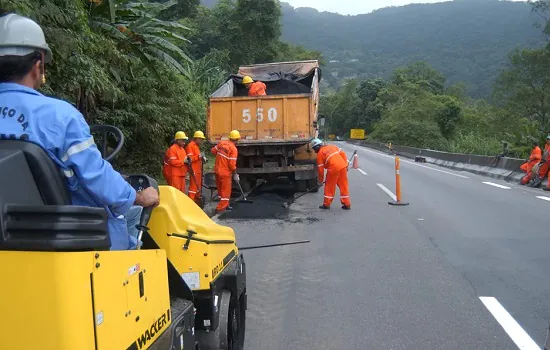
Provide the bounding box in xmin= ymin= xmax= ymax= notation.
xmin=216 ymin=141 xmax=550 ymax=350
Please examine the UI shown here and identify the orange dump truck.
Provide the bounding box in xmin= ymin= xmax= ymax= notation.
xmin=207 ymin=60 xmax=322 ymax=192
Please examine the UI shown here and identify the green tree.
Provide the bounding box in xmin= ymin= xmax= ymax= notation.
xmin=494 ymin=48 xmax=550 ymax=133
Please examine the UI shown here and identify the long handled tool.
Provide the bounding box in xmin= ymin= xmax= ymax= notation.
xmin=282 ymin=181 xmax=325 ymax=209
xmin=234 ymin=176 xmax=254 ymax=204
xmin=187 ymin=163 xmax=205 ymax=208
xmin=347 ymin=150 xmax=357 ymax=168
xmin=239 ymin=240 xmax=310 ymax=251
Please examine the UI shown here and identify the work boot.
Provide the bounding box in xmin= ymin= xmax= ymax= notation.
xmin=544 ymin=187 xmax=550 ymax=192
xmin=531 ymin=178 xmax=542 ymax=188
xmin=319 ymin=205 xmax=330 ymax=210
xmin=341 ymin=205 xmax=351 ymax=210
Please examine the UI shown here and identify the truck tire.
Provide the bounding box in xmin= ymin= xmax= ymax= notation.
xmin=307 ymin=179 xmax=319 ymax=193
xmin=294 ymin=180 xmax=307 ymax=192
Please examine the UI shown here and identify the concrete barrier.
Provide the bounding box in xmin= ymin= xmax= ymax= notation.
xmin=347 ymin=140 xmax=527 ymax=182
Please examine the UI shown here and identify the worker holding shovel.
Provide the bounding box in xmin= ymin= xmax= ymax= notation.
xmin=185 ymin=131 xmax=208 ymax=205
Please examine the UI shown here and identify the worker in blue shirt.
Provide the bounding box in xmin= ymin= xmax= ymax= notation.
xmin=0 ymin=13 xmax=159 ymax=250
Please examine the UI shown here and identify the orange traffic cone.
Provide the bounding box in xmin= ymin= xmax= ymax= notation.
xmin=352 ymin=153 xmax=359 ymax=169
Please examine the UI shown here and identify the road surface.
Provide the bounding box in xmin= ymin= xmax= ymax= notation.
xmin=217 ymin=141 xmax=550 ymax=349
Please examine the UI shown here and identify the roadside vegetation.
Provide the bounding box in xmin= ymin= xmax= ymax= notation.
xmin=321 ymin=0 xmax=550 ymax=158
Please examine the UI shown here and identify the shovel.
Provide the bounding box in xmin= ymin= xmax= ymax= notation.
xmin=234 ymin=176 xmax=254 ymax=204
xmin=187 ymin=163 xmax=205 ymax=209
xmin=282 ymin=182 xmax=325 ymax=209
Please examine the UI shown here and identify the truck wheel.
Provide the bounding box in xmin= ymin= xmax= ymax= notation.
xmin=307 ymin=179 xmax=319 ymax=193
xmin=294 ymin=180 xmax=307 ymax=192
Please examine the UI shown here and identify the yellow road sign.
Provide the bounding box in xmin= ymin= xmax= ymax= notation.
xmin=350 ymin=129 xmax=365 ymax=139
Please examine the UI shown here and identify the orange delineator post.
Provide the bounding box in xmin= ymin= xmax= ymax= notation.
xmin=389 ymin=156 xmax=409 ymax=206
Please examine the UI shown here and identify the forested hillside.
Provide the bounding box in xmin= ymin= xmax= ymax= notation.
xmin=203 ymin=0 xmax=546 ymax=97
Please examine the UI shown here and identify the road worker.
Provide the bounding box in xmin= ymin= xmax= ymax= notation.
xmin=527 ymin=136 xmax=550 ymax=188
xmin=520 ymin=141 xmax=542 ymax=185
xmin=0 ymin=13 xmax=159 ymax=250
xmin=186 ymin=130 xmax=208 ymax=204
xmin=165 ymin=131 xmax=189 ymax=192
xmin=242 ymin=75 xmax=267 ymax=97
xmin=311 ymin=138 xmax=351 ymax=210
xmin=212 ymin=130 xmax=240 ymax=213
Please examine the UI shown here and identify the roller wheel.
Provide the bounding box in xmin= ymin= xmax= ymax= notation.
xmin=196 ymin=291 xmax=245 ymax=350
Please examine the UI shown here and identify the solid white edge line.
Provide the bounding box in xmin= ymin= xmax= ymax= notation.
xmin=358 ymin=168 xmax=368 ymax=175
xmin=479 ymin=297 xmax=540 ymax=350
xmin=352 ymin=146 xmax=470 ymax=178
xmin=376 ymin=183 xmax=397 ymax=201
xmin=483 ymin=182 xmax=511 ymax=189
xmin=536 ymin=196 xmax=550 ymax=202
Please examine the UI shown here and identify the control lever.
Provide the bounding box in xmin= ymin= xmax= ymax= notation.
xmin=128 ymin=174 xmax=159 ymax=250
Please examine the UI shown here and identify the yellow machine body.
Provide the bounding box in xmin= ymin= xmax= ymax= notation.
xmin=0 ymin=249 xmax=172 ymax=350
xmin=148 ymin=186 xmax=239 ymax=291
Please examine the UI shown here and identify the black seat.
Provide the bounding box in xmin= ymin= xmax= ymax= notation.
xmin=0 ymin=140 xmax=110 ymax=251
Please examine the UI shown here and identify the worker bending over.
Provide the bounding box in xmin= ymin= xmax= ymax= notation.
xmin=311 ymin=138 xmax=351 ymax=210
xmin=242 ymin=75 xmax=266 ymax=97
xmin=185 ymin=130 xmax=207 ymax=204
xmin=0 ymin=14 xmax=159 ymax=250
xmin=165 ymin=131 xmax=189 ymax=192
xmin=212 ymin=130 xmax=240 ymax=213
xmin=520 ymin=141 xmax=542 ymax=185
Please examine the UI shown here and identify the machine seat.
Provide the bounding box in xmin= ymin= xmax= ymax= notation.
xmin=0 ymin=140 xmax=110 ymax=251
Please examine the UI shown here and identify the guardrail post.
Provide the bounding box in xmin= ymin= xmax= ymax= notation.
xmin=389 ymin=156 xmax=409 ymax=206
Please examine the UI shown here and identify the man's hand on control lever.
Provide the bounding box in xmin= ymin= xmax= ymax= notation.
xmin=135 ymin=187 xmax=160 ymax=208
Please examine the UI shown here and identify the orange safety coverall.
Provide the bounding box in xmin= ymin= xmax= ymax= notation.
xmin=185 ymin=140 xmax=202 ymax=202
xmin=317 ymin=145 xmax=350 ymax=207
xmin=537 ymin=144 xmax=550 ymax=179
xmin=520 ymin=146 xmax=542 ymax=184
xmin=248 ymin=81 xmax=266 ymax=97
xmin=211 ymin=140 xmax=238 ymax=211
xmin=166 ymin=143 xmax=188 ymax=192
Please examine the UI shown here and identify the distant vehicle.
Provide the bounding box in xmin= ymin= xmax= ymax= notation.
xmin=207 ymin=60 xmax=322 ymax=192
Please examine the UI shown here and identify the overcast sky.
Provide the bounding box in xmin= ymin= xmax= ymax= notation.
xmin=284 ymin=0 xmax=522 ymax=15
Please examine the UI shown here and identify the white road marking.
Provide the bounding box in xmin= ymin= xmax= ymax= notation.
xmin=479 ymin=297 xmax=540 ymax=350
xmin=376 ymin=183 xmax=397 ymax=201
xmin=357 ymin=168 xmax=368 ymax=175
xmin=536 ymin=196 xmax=550 ymax=202
xmin=483 ymin=182 xmax=511 ymax=189
xmin=349 ymin=146 xmax=470 ymax=178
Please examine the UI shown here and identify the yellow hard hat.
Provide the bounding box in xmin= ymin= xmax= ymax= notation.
xmin=229 ymin=130 xmax=241 ymax=140
xmin=193 ymin=130 xmax=206 ymax=139
xmin=174 ymin=131 xmax=188 ymax=140
xmin=242 ymin=76 xmax=253 ymax=84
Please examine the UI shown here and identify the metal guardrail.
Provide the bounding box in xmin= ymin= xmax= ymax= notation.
xmin=347 ymin=140 xmax=525 ymax=172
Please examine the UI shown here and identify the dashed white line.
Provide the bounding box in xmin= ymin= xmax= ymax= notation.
xmin=357 ymin=168 xmax=368 ymax=175
xmin=352 ymin=146 xmax=469 ymax=178
xmin=536 ymin=196 xmax=550 ymax=202
xmin=479 ymin=296 xmax=540 ymax=350
xmin=483 ymin=182 xmax=511 ymax=189
xmin=376 ymin=183 xmax=397 ymax=201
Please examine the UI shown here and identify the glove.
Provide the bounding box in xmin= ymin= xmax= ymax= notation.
xmin=233 ymin=173 xmax=240 ymax=182
xmin=184 ymin=157 xmax=190 ymax=164
xmin=202 ymin=156 xmax=208 ymax=164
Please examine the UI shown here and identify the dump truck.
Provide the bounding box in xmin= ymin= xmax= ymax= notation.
xmin=207 ymin=60 xmax=322 ymax=192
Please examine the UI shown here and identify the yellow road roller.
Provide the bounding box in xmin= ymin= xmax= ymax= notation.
xmin=0 ymin=125 xmax=246 ymax=350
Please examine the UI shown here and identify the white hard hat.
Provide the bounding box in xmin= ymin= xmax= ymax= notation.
xmin=0 ymin=14 xmax=52 ymax=62
xmin=310 ymin=138 xmax=323 ymax=149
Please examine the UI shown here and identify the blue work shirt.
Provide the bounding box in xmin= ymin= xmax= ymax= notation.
xmin=0 ymin=83 xmax=137 ymax=250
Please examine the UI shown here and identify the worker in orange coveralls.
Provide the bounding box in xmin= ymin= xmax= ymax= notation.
xmin=211 ymin=130 xmax=240 ymax=213
xmin=526 ymin=136 xmax=550 ymax=188
xmin=520 ymin=141 xmax=542 ymax=185
xmin=311 ymin=138 xmax=351 ymax=210
xmin=164 ymin=131 xmax=189 ymax=192
xmin=242 ymin=75 xmax=266 ymax=96
xmin=185 ymin=130 xmax=208 ymax=203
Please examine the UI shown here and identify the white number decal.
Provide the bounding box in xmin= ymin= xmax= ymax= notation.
xmin=242 ymin=109 xmax=251 ymax=123
xmin=257 ymin=108 xmax=264 ymax=122
xmin=268 ymin=107 xmax=278 ymax=122
xmin=242 ymin=107 xmax=277 ymax=123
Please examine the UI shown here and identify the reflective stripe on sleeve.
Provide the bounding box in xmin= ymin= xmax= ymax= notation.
xmin=217 ymin=152 xmax=237 ymax=160
xmin=62 ymin=137 xmax=95 ymax=162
